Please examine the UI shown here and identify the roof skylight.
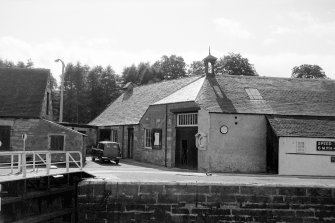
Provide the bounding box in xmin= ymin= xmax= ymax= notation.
xmin=245 ymin=88 xmax=263 ymax=100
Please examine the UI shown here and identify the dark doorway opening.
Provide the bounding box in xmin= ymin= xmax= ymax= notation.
xmin=0 ymin=126 xmax=11 ymax=151
xmin=266 ymin=124 xmax=279 ymax=174
xmin=99 ymin=129 xmax=111 ymax=141
xmin=175 ymin=127 xmax=198 ymax=169
xmin=128 ymin=128 xmax=134 ymax=158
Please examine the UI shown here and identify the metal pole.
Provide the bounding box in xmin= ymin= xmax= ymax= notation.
xmin=55 ymin=59 xmax=65 ymax=123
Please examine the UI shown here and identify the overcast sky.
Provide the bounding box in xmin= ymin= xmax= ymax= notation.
xmin=1 ymin=0 xmax=335 ymax=82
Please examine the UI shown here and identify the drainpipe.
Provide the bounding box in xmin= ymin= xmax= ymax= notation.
xmin=165 ymin=104 xmax=168 ymax=167
xmin=122 ymin=126 xmax=125 ymax=158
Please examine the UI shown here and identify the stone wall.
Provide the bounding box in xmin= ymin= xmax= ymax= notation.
xmin=0 ymin=118 xmax=84 ymax=162
xmin=139 ymin=101 xmax=199 ymax=167
xmin=78 ymin=180 xmax=335 ymax=223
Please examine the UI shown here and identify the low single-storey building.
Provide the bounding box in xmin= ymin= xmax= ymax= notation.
xmin=0 ymin=68 xmax=85 ymax=162
xmin=89 ymin=53 xmax=335 ymax=176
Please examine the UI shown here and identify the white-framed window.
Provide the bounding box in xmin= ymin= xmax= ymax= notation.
xmin=245 ymin=88 xmax=263 ymax=100
xmin=296 ymin=142 xmax=305 ymax=153
xmin=144 ymin=129 xmax=153 ymax=148
xmin=177 ymin=113 xmax=198 ymax=127
xmin=49 ymin=134 xmax=65 ymax=151
xmin=111 ymin=129 xmax=118 ymax=142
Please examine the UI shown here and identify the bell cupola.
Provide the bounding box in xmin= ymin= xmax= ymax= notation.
xmin=203 ymin=47 xmax=217 ymax=78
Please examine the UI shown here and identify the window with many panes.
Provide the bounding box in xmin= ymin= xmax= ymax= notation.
xmin=49 ymin=135 xmax=65 ymax=151
xmin=111 ymin=129 xmax=118 ymax=142
xmin=144 ymin=128 xmax=162 ymax=149
xmin=177 ymin=113 xmax=198 ymax=127
xmin=145 ymin=129 xmax=152 ymax=148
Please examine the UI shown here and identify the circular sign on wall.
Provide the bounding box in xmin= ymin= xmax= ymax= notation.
xmin=220 ymin=125 xmax=228 ymax=134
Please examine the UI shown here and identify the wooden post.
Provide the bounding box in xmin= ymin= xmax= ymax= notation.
xmin=22 ymin=153 xmax=26 ymax=177
xmin=10 ymin=154 xmax=13 ymax=174
xmin=46 ymin=152 xmax=51 ymax=175
xmin=66 ymin=152 xmax=69 ymax=173
xmin=79 ymin=152 xmax=83 ymax=170
xmin=33 ymin=153 xmax=35 ymax=172
xmin=18 ymin=154 xmax=21 ymax=172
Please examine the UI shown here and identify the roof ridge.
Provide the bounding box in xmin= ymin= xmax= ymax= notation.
xmin=0 ymin=67 xmax=50 ymax=72
xmin=216 ymin=74 xmax=335 ymax=82
xmin=131 ymin=75 xmax=204 ymax=89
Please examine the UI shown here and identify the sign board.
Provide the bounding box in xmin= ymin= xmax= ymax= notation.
xmin=331 ymin=156 xmax=335 ymax=163
xmin=22 ymin=133 xmax=27 ymax=141
xmin=0 ymin=140 xmax=2 ymax=147
xmin=316 ymin=141 xmax=335 ymax=151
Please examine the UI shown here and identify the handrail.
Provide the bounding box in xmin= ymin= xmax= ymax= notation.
xmin=0 ymin=151 xmax=82 ymax=178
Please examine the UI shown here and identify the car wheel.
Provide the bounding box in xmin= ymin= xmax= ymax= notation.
xmin=115 ymin=159 xmax=119 ymax=165
xmin=92 ymin=157 xmax=95 ymax=161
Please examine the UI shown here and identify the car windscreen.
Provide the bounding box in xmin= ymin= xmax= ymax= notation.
xmin=104 ymin=143 xmax=119 ymax=150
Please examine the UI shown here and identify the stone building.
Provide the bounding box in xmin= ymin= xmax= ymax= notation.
xmin=89 ymin=53 xmax=335 ymax=176
xmin=0 ymin=68 xmax=85 ymax=160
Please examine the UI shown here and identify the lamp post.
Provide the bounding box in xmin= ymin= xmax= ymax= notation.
xmin=54 ymin=59 xmax=65 ymax=123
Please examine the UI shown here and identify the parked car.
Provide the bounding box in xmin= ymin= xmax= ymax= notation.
xmin=91 ymin=141 xmax=122 ymax=164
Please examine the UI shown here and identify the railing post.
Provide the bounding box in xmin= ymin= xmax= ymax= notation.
xmin=79 ymin=152 xmax=83 ymax=170
xmin=66 ymin=152 xmax=69 ymax=173
xmin=22 ymin=153 xmax=26 ymax=178
xmin=18 ymin=154 xmax=21 ymax=172
xmin=46 ymin=152 xmax=51 ymax=175
xmin=10 ymin=154 xmax=13 ymax=174
xmin=33 ymin=153 xmax=35 ymax=172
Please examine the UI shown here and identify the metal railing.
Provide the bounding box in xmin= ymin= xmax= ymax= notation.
xmin=0 ymin=151 xmax=82 ymax=178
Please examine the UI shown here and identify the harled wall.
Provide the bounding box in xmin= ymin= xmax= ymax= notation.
xmin=198 ymin=111 xmax=267 ymax=173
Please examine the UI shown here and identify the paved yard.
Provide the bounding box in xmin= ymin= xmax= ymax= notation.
xmin=83 ymin=156 xmax=335 ymax=187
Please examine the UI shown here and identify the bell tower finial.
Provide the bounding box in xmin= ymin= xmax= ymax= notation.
xmin=203 ymin=47 xmax=217 ymax=78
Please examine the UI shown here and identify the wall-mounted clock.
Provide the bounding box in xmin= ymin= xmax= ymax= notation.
xmin=220 ymin=125 xmax=228 ymax=134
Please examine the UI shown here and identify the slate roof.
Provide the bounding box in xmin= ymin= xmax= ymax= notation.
xmin=196 ymin=75 xmax=335 ymax=116
xmin=89 ymin=76 xmax=202 ymax=126
xmin=154 ymin=77 xmax=205 ymax=105
xmin=268 ymin=117 xmax=335 ymax=138
xmin=0 ymin=68 xmax=50 ymax=118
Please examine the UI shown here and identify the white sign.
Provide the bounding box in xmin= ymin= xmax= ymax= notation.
xmin=22 ymin=133 xmax=27 ymax=141
xmin=0 ymin=141 xmax=2 ymax=147
xmin=154 ymin=132 xmax=160 ymax=146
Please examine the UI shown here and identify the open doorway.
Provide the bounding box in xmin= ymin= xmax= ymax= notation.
xmin=128 ymin=128 xmax=134 ymax=158
xmin=175 ymin=127 xmax=198 ymax=169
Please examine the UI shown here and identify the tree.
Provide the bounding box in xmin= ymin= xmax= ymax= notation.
xmin=86 ymin=65 xmax=121 ymax=121
xmin=86 ymin=65 xmax=104 ymax=119
xmin=122 ymin=64 xmax=139 ymax=84
xmin=137 ymin=62 xmax=154 ymax=84
xmin=154 ymin=55 xmax=187 ymax=79
xmin=291 ymin=64 xmax=327 ymax=79
xmin=187 ymin=61 xmax=205 ymax=76
xmin=63 ymin=62 xmax=89 ymax=123
xmin=215 ymin=53 xmax=258 ymax=76
xmin=140 ymin=68 xmax=154 ymax=85
xmin=0 ymin=58 xmax=34 ymax=69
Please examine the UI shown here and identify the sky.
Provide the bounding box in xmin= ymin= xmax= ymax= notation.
xmin=1 ymin=0 xmax=335 ymax=83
